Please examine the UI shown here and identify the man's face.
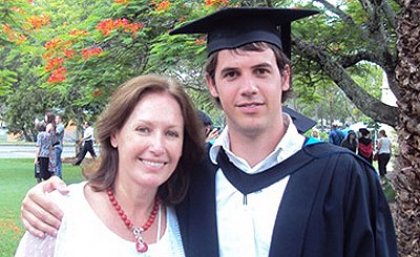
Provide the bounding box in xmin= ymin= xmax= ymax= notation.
xmin=205 ymin=48 xmax=290 ymax=136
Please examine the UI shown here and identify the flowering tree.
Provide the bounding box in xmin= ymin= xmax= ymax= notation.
xmin=1 ymin=0 xmax=232 ymax=133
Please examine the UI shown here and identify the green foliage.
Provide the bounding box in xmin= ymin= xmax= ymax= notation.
xmin=0 ymin=69 xmax=17 ymax=96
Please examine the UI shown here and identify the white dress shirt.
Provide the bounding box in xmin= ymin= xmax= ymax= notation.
xmin=209 ymin=115 xmax=305 ymax=257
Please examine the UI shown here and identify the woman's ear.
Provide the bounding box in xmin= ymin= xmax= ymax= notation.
xmin=110 ymin=132 xmax=118 ymax=148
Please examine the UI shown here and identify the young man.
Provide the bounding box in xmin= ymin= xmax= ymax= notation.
xmin=20 ymin=7 xmax=397 ymax=257
xmin=73 ymin=121 xmax=96 ymax=166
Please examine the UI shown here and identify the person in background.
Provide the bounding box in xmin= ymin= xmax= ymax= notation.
xmin=34 ymin=123 xmax=54 ymax=182
xmin=44 ymin=111 xmax=56 ymax=127
xmin=358 ymin=128 xmax=374 ymax=164
xmin=340 ymin=122 xmax=351 ymax=138
xmin=19 ymin=7 xmax=397 ymax=257
xmin=340 ymin=129 xmax=358 ymax=153
xmin=198 ymin=110 xmax=219 ymax=144
xmin=54 ymin=115 xmax=65 ymax=178
xmin=73 ymin=121 xmax=96 ymax=166
xmin=310 ymin=127 xmax=321 ymax=141
xmin=376 ymin=129 xmax=392 ymax=177
xmin=54 ymin=115 xmax=64 ymax=178
xmin=15 ymin=74 xmax=204 ymax=257
xmin=328 ymin=122 xmax=344 ymax=146
xmin=48 ymin=123 xmax=58 ymax=177
xmin=34 ymin=123 xmax=46 ymax=183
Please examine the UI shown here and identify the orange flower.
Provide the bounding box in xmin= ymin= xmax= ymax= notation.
xmin=45 ymin=57 xmax=64 ymax=71
xmin=48 ymin=67 xmax=67 ymax=83
xmin=42 ymin=51 xmax=53 ymax=60
xmin=44 ymin=38 xmax=61 ymax=49
xmin=2 ymin=24 xmax=12 ymax=34
xmin=204 ymin=0 xmax=229 ymax=6
xmin=114 ymin=18 xmax=129 ymax=28
xmin=115 ymin=0 xmax=129 ymax=4
xmin=82 ymin=47 xmax=103 ymax=59
xmin=3 ymin=25 xmax=28 ymax=44
xmin=0 ymin=220 xmax=22 ymax=237
xmin=63 ymin=48 xmax=76 ymax=59
xmin=96 ymin=19 xmax=143 ymax=36
xmin=27 ymin=14 xmax=50 ymax=29
xmin=69 ymin=29 xmax=89 ymax=37
xmin=97 ymin=19 xmax=115 ymax=36
xmin=127 ymin=22 xmax=144 ymax=35
xmin=195 ymin=37 xmax=206 ymax=45
xmin=156 ymin=0 xmax=171 ymax=12
xmin=16 ymin=34 xmax=27 ymax=44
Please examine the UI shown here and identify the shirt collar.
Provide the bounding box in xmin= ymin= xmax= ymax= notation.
xmin=209 ymin=114 xmax=305 ymax=173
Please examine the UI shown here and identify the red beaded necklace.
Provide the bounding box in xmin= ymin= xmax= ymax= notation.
xmin=106 ymin=189 xmax=160 ymax=253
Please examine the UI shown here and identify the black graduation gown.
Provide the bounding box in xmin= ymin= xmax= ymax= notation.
xmin=176 ymin=142 xmax=398 ymax=257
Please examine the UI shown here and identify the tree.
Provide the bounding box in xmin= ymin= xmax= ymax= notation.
xmin=292 ymin=0 xmax=400 ymax=128
xmin=394 ymin=1 xmax=420 ymax=256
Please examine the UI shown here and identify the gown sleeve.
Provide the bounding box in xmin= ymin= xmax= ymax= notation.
xmin=343 ymin=154 xmax=398 ymax=257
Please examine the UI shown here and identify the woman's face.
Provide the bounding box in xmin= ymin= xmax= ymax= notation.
xmin=111 ymin=91 xmax=184 ymax=190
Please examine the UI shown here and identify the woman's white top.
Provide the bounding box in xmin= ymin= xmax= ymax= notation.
xmin=378 ymin=137 xmax=391 ymax=154
xmin=15 ymin=182 xmax=185 ymax=257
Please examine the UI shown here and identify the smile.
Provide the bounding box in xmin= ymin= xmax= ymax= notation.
xmin=141 ymin=160 xmax=166 ymax=168
xmin=237 ymin=102 xmax=263 ymax=107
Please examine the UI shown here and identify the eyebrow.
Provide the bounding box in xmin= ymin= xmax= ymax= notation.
xmin=220 ymin=67 xmax=238 ymax=75
xmin=251 ymin=62 xmax=273 ymax=70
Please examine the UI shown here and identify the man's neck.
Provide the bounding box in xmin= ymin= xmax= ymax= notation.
xmin=228 ymin=120 xmax=288 ymax=168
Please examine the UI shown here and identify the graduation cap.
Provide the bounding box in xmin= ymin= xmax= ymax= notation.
xmin=170 ymin=7 xmax=318 ymax=58
xmin=358 ymin=128 xmax=370 ymax=136
xmin=283 ymin=106 xmax=317 ymax=134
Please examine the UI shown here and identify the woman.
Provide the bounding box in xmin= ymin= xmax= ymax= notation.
xmin=376 ymin=129 xmax=392 ymax=177
xmin=34 ymin=123 xmax=55 ymax=182
xmin=16 ymin=74 xmax=204 ymax=257
xmin=358 ymin=128 xmax=373 ymax=164
xmin=340 ymin=130 xmax=358 ymax=153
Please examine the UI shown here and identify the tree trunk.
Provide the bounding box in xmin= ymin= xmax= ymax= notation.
xmin=394 ymin=1 xmax=420 ymax=256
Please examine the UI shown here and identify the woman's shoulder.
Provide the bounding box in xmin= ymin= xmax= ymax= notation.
xmin=48 ymin=181 xmax=87 ymax=210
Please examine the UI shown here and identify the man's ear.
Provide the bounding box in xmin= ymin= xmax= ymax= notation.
xmin=280 ymin=64 xmax=291 ymax=91
xmin=205 ymin=74 xmax=219 ymax=98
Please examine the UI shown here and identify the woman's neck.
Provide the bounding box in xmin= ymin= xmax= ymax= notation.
xmin=113 ymin=182 xmax=158 ymax=219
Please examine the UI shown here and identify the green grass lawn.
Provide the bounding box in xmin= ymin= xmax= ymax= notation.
xmin=0 ymin=159 xmax=84 ymax=257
